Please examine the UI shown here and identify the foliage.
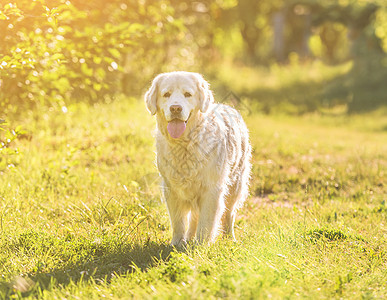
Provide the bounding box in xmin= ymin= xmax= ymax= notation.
xmin=1 ymin=0 xmax=386 ymax=113
xmin=0 ymin=119 xmax=24 ymax=170
xmin=0 ymin=0 xmax=183 ymax=111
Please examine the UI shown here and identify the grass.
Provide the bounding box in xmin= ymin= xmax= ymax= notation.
xmin=211 ymin=60 xmax=387 ymax=114
xmin=0 ymin=94 xmax=386 ymax=299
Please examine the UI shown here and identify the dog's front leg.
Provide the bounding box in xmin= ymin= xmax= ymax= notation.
xmin=186 ymin=209 xmax=199 ymax=241
xmin=165 ymin=194 xmax=189 ymax=248
xmin=196 ymin=187 xmax=226 ymax=243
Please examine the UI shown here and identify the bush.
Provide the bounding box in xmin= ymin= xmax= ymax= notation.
xmin=0 ymin=119 xmax=24 ymax=170
xmin=0 ymin=1 xmax=184 ymax=112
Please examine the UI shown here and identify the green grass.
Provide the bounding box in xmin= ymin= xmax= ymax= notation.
xmin=0 ymin=96 xmax=386 ymax=299
xmin=211 ymin=60 xmax=387 ymax=114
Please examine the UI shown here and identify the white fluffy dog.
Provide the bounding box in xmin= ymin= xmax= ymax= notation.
xmin=145 ymin=71 xmax=251 ymax=247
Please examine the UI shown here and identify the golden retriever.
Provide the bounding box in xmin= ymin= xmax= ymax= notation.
xmin=145 ymin=71 xmax=251 ymax=247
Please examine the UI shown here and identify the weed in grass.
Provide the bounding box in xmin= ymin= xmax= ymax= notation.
xmin=305 ymin=227 xmax=356 ymax=244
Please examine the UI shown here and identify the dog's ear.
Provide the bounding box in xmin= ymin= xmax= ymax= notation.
xmin=144 ymin=74 xmax=162 ymax=115
xmin=196 ymin=74 xmax=214 ymax=113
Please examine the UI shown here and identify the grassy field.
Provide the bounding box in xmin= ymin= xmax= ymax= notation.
xmin=0 ymin=96 xmax=386 ymax=299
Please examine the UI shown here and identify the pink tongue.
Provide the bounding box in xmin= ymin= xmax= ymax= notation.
xmin=167 ymin=119 xmax=186 ymax=139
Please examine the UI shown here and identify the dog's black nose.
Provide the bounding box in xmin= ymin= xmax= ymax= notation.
xmin=170 ymin=105 xmax=182 ymax=114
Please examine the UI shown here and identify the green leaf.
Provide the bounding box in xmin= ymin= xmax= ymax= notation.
xmin=93 ymin=57 xmax=102 ymax=64
xmin=15 ymin=126 xmax=26 ymax=135
xmin=81 ymin=63 xmax=93 ymax=77
xmin=95 ymin=67 xmax=106 ymax=81
xmin=51 ymin=53 xmax=65 ymax=61
xmin=108 ymin=48 xmax=121 ymax=59
xmin=0 ymin=12 xmax=9 ymax=20
xmin=93 ymin=83 xmax=102 ymax=91
xmin=128 ymin=23 xmax=145 ymax=33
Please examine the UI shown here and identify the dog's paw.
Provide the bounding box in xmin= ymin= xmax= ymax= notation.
xmin=170 ymin=238 xmax=187 ymax=251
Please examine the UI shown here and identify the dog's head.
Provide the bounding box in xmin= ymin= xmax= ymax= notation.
xmin=144 ymin=71 xmax=214 ymax=139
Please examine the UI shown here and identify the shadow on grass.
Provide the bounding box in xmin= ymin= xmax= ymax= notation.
xmin=0 ymin=241 xmax=174 ymax=298
xmin=216 ymin=75 xmax=343 ymax=115
xmin=215 ymin=61 xmax=387 ymax=115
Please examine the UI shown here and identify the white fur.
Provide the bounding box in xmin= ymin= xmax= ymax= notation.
xmin=145 ymin=71 xmax=251 ymax=247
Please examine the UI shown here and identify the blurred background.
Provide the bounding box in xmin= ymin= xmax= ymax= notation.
xmin=1 ymin=0 xmax=386 ymax=114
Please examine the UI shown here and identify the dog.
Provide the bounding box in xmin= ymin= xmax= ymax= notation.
xmin=145 ymin=71 xmax=251 ymax=247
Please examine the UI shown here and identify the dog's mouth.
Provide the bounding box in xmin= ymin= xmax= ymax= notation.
xmin=167 ymin=113 xmax=191 ymax=139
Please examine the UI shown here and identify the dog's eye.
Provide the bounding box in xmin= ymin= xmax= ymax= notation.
xmin=184 ymin=92 xmax=192 ymax=98
xmin=163 ymin=92 xmax=171 ymax=98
